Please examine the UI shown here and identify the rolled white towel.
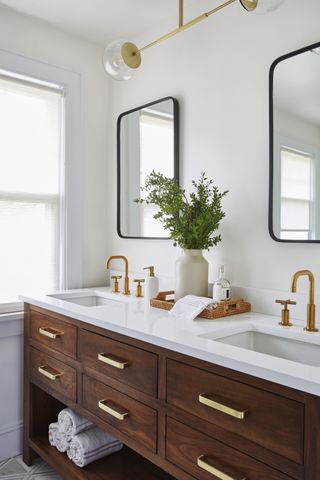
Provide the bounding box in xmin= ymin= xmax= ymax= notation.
xmin=48 ymin=422 xmax=59 ymax=447
xmin=67 ymin=427 xmax=123 ymax=468
xmin=54 ymin=429 xmax=69 ymax=453
xmin=58 ymin=408 xmax=93 ymax=441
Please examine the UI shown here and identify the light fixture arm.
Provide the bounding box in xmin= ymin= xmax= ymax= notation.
xmin=103 ymin=0 xmax=285 ymax=80
xmin=138 ymin=0 xmax=237 ymax=54
xmin=179 ymin=0 xmax=184 ymax=27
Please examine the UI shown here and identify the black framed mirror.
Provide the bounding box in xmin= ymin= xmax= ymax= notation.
xmin=269 ymin=42 xmax=320 ymax=242
xmin=117 ymin=96 xmax=179 ymax=239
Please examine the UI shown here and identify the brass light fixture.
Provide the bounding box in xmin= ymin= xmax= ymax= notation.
xmin=103 ymin=0 xmax=286 ymax=81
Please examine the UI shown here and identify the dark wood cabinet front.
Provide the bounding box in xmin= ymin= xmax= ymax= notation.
xmin=167 ymin=359 xmax=304 ymax=464
xmin=80 ymin=329 xmax=158 ymax=397
xmin=82 ymin=375 xmax=157 ymax=452
xmin=166 ymin=417 xmax=293 ymax=480
xmin=24 ymin=304 xmax=320 ymax=480
xmin=30 ymin=309 xmax=77 ymax=359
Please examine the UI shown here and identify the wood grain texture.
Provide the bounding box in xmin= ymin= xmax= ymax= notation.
xmin=24 ymin=303 xmax=320 ymax=479
xmin=30 ymin=310 xmax=77 ymax=359
xmin=30 ymin=437 xmax=175 ymax=480
xmin=80 ymin=329 xmax=158 ymax=397
xmin=167 ymin=359 xmax=304 ymax=464
xmin=82 ymin=375 xmax=157 ymax=453
xmin=30 ymin=346 xmax=77 ymax=402
xmin=166 ymin=417 xmax=293 ymax=480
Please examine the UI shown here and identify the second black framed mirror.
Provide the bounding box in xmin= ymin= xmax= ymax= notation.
xmin=269 ymin=42 xmax=320 ymax=242
xmin=117 ymin=96 xmax=179 ymax=239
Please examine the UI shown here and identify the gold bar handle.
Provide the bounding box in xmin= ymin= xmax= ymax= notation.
xmin=199 ymin=393 xmax=248 ymax=420
xmin=38 ymin=365 xmax=63 ymax=381
xmin=98 ymin=400 xmax=129 ymax=421
xmin=39 ymin=327 xmax=64 ymax=339
xmin=197 ymin=455 xmax=247 ymax=480
xmin=98 ymin=353 xmax=128 ymax=369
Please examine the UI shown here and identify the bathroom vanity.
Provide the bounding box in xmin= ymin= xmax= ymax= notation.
xmin=22 ymin=289 xmax=320 ymax=479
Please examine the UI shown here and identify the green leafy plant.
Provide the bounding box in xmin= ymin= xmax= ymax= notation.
xmin=136 ymin=171 xmax=228 ymax=250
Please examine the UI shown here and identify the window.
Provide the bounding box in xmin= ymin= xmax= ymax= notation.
xmin=0 ymin=74 xmax=64 ymax=311
xmin=139 ymin=108 xmax=174 ymax=237
xmin=280 ymin=147 xmax=314 ymax=240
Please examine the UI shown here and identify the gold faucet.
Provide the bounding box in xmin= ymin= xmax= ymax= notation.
xmin=106 ymin=256 xmax=130 ymax=295
xmin=291 ymin=270 xmax=318 ymax=332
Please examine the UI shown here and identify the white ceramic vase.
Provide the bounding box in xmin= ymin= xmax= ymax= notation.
xmin=174 ymin=249 xmax=209 ymax=301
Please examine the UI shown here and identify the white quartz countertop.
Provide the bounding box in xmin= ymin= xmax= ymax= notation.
xmin=20 ymin=287 xmax=320 ymax=397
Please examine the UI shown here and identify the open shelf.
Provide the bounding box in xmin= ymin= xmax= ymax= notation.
xmin=29 ymin=436 xmax=174 ymax=480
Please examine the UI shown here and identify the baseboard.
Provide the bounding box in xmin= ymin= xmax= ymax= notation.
xmin=0 ymin=421 xmax=23 ymax=461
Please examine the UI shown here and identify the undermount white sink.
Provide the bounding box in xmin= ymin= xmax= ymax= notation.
xmin=200 ymin=324 xmax=320 ymax=367
xmin=48 ymin=289 xmax=139 ymax=307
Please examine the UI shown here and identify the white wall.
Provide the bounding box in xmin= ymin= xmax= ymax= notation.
xmin=0 ymin=4 xmax=110 ymax=288
xmin=107 ymin=0 xmax=320 ymax=297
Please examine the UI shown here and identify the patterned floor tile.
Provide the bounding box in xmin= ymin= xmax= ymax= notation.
xmin=32 ymin=475 xmax=62 ymax=480
xmin=0 ymin=458 xmax=29 ymax=476
xmin=0 ymin=456 xmax=62 ymax=480
xmin=30 ymin=461 xmax=54 ymax=475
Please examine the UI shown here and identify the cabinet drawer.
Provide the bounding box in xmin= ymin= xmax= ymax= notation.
xmin=80 ymin=330 xmax=158 ymax=397
xmin=166 ymin=418 xmax=293 ymax=480
xmin=30 ymin=347 xmax=77 ymax=402
xmin=82 ymin=375 xmax=157 ymax=452
xmin=167 ymin=359 xmax=304 ymax=464
xmin=30 ymin=311 xmax=77 ymax=359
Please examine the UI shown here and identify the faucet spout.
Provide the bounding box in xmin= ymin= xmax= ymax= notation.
xmin=291 ymin=270 xmax=318 ymax=332
xmin=106 ymin=255 xmax=130 ymax=295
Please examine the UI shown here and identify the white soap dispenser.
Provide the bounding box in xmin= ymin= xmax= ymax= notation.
xmin=143 ymin=266 xmax=159 ymax=302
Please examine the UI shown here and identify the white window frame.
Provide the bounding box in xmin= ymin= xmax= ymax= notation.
xmin=0 ymin=49 xmax=83 ymax=313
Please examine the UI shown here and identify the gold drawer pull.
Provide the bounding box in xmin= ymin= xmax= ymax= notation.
xmin=98 ymin=400 xmax=129 ymax=421
xmin=39 ymin=327 xmax=64 ymax=339
xmin=38 ymin=365 xmax=63 ymax=381
xmin=197 ymin=455 xmax=247 ymax=480
xmin=98 ymin=353 xmax=128 ymax=369
xmin=199 ymin=393 xmax=248 ymax=420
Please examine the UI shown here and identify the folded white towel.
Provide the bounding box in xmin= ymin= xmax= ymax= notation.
xmin=67 ymin=427 xmax=123 ymax=468
xmin=58 ymin=408 xmax=93 ymax=441
xmin=48 ymin=422 xmax=59 ymax=447
xmin=169 ymin=295 xmax=213 ymax=321
xmin=54 ymin=429 xmax=69 ymax=453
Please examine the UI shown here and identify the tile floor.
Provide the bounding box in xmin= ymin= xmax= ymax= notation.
xmin=0 ymin=456 xmax=62 ymax=479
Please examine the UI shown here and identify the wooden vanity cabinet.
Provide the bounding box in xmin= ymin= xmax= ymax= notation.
xmin=24 ymin=304 xmax=320 ymax=480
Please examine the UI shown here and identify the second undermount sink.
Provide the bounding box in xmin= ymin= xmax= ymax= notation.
xmin=48 ymin=289 xmax=139 ymax=307
xmin=200 ymin=324 xmax=320 ymax=367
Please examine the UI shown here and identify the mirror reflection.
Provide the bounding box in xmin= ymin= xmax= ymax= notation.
xmin=117 ymin=97 xmax=179 ymax=239
xmin=270 ymin=43 xmax=320 ymax=242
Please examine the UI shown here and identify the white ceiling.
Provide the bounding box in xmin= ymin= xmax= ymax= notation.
xmin=0 ymin=0 xmax=198 ymax=46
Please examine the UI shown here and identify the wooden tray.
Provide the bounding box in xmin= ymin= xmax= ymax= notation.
xmin=150 ymin=291 xmax=251 ymax=319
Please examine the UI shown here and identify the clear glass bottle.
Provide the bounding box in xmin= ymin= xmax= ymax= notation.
xmin=212 ymin=265 xmax=231 ymax=302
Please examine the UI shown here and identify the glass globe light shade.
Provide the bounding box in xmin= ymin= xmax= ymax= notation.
xmin=103 ymin=39 xmax=140 ymax=81
xmin=239 ymin=0 xmax=286 ymax=13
